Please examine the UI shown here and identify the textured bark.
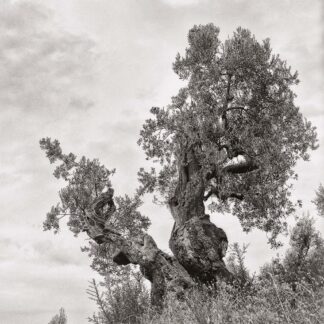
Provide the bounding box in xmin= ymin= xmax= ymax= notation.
xmin=87 ymin=225 xmax=194 ymax=307
xmin=168 ymin=148 xmax=232 ymax=284
xmin=169 ymin=215 xmax=232 ymax=282
xmin=168 ymin=148 xmax=205 ymax=226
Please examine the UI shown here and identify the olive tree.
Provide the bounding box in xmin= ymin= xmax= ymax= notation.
xmin=40 ymin=24 xmax=317 ymax=306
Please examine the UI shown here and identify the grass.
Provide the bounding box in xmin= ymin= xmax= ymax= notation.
xmin=140 ymin=277 xmax=324 ymax=324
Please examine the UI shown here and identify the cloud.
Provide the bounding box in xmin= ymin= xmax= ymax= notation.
xmin=0 ymin=1 xmax=48 ymax=30
xmin=0 ymin=0 xmax=100 ymax=225
xmin=0 ymin=223 xmax=98 ymax=323
xmin=160 ymin=0 xmax=207 ymax=7
xmin=0 ymin=5 xmax=100 ymax=321
xmin=0 ymin=0 xmax=97 ymax=114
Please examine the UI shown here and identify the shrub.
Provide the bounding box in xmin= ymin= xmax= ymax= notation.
xmin=48 ymin=308 xmax=67 ymax=324
xmin=87 ymin=271 xmax=150 ymax=324
xmin=141 ymin=278 xmax=323 ymax=324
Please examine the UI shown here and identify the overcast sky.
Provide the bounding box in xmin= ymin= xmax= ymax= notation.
xmin=0 ymin=0 xmax=323 ymax=323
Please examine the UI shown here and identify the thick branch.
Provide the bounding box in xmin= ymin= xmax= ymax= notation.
xmin=206 ymin=150 xmax=258 ymax=184
xmin=228 ymin=192 xmax=244 ymax=200
xmin=222 ymin=154 xmax=258 ymax=174
xmin=87 ymin=226 xmax=193 ymax=306
xmin=203 ymin=186 xmax=244 ymax=202
xmin=85 ymin=191 xmax=194 ymax=306
xmin=220 ymin=74 xmax=233 ymax=131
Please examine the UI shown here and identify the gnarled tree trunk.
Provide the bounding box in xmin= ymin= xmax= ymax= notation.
xmin=168 ymin=148 xmax=232 ymax=284
xmin=87 ymin=226 xmax=194 ymax=307
xmin=86 ymin=148 xmax=233 ymax=307
xmin=169 ymin=215 xmax=231 ymax=282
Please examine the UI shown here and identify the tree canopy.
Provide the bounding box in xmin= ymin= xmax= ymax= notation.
xmin=138 ymin=24 xmax=317 ymax=245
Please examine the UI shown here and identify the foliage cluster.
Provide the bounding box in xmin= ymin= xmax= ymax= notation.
xmin=40 ymin=137 xmax=151 ymax=279
xmin=87 ymin=271 xmax=150 ymax=324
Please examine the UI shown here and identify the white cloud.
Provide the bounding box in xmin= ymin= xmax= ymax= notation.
xmin=161 ymin=0 xmax=207 ymax=7
xmin=0 ymin=1 xmax=97 ymax=114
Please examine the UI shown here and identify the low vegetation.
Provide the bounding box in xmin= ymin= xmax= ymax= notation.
xmin=88 ymin=215 xmax=324 ymax=324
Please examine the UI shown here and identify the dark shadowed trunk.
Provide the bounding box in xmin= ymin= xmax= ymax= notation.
xmin=86 ymin=158 xmax=231 ymax=307
xmin=87 ymin=226 xmax=194 ymax=307
xmin=168 ymin=147 xmax=232 ymax=283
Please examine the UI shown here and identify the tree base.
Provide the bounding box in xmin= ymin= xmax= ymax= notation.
xmin=169 ymin=215 xmax=232 ymax=283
